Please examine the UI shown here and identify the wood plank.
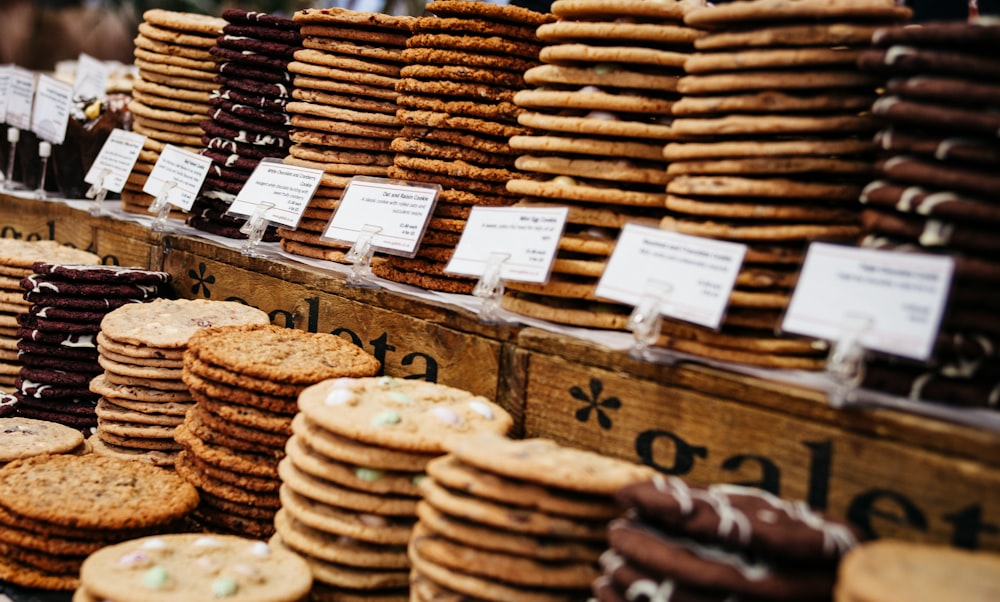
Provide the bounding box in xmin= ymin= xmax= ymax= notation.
xmin=0 ymin=193 xmax=95 ymax=252
xmin=522 ymin=352 xmax=1000 ymax=551
xmin=93 ymin=224 xmax=161 ymax=270
xmin=164 ymin=249 xmax=503 ymax=400
xmin=164 ymin=234 xmax=517 ymax=343
xmin=517 ymin=328 xmax=1000 ymax=465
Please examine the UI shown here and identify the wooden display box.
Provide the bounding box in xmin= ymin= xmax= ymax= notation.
xmin=0 ymin=194 xmax=160 ymax=267
xmin=162 ymin=236 xmax=516 ymax=403
xmin=514 ymin=329 xmax=1000 ymax=551
xmin=4 ymin=193 xmax=1000 ymax=552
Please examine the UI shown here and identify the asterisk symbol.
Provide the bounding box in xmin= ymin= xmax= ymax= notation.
xmin=570 ymin=378 xmax=621 ymax=430
xmin=188 ymin=262 xmax=215 ymax=298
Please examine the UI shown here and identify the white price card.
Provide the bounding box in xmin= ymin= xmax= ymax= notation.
xmin=594 ymin=223 xmax=747 ymax=329
xmin=0 ymin=65 xmax=12 ymax=124
xmin=142 ymin=144 xmax=212 ymax=212
xmin=444 ymin=206 xmax=568 ymax=284
xmin=322 ymin=176 xmax=440 ymax=256
xmin=73 ymin=53 xmax=111 ymax=101
xmin=84 ymin=128 xmax=146 ymax=193
xmin=228 ymin=160 xmax=323 ymax=228
xmin=31 ymin=74 xmax=73 ymax=144
xmin=6 ymin=67 xmax=36 ymax=131
xmin=782 ymin=242 xmax=954 ymax=361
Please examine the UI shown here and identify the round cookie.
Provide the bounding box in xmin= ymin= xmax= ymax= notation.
xmin=410 ymin=522 xmax=599 ymax=589
xmin=297 ymin=377 xmax=511 ymax=453
xmin=415 ymin=501 xmax=603 ymax=563
xmin=100 ymin=299 xmax=270 ymax=349
xmin=684 ymin=0 xmax=912 ymax=28
xmin=836 ymin=541 xmax=1000 ymax=602
xmin=278 ymin=457 xmax=418 ymax=516
xmin=79 ymin=533 xmax=312 ymax=602
xmin=0 ymin=417 xmax=85 ymax=463
xmin=274 ymin=508 xmax=409 ymax=569
xmin=286 ymin=435 xmax=421 ymax=497
xmin=446 ymin=434 xmax=656 ymax=496
xmin=279 ymin=485 xmax=415 ymax=546
xmin=292 ymin=414 xmax=437 ymax=473
xmin=0 ymin=453 xmax=197 ymax=530
xmin=418 ymin=478 xmax=607 ymax=540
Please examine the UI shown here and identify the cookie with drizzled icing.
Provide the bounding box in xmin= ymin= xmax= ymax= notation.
xmin=616 ymin=475 xmax=862 ymax=564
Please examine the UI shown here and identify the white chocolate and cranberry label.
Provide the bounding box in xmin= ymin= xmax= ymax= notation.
xmin=783 ymin=242 xmax=954 ymax=361
xmin=229 ymin=159 xmax=324 ymax=228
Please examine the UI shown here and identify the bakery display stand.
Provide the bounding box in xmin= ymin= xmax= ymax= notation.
xmin=2 ymin=192 xmax=999 ymax=553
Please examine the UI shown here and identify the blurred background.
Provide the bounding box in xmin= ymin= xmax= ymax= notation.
xmin=0 ymin=0 xmax=432 ymax=70
xmin=0 ymin=0 xmax=990 ymax=72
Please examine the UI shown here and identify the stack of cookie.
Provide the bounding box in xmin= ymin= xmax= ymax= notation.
xmin=836 ymin=540 xmax=1000 ymax=602
xmin=78 ymin=533 xmax=314 ymax=602
xmin=855 ymin=20 xmax=1000 ymax=407
xmin=274 ymin=7 xmax=414 ymax=264
xmin=0 ymin=240 xmax=99 ymax=395
xmin=187 ymin=9 xmax=302 ymax=240
xmin=373 ymin=0 xmax=554 ymax=292
xmin=410 ymin=434 xmax=656 ymax=602
xmin=177 ymin=324 xmax=381 ymax=539
xmin=16 ymin=263 xmax=172 ymax=434
xmin=596 ymin=475 xmax=861 ymax=602
xmin=641 ymin=0 xmax=913 ymax=369
xmin=503 ymin=0 xmax=700 ymax=327
xmin=0 ymin=454 xmax=198 ymax=591
xmin=89 ymin=299 xmax=270 ymax=465
xmin=275 ymin=377 xmax=513 ymax=600
xmin=126 ymin=9 xmax=225 ymax=216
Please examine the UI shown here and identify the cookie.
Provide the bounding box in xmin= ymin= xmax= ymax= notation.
xmin=672 ymin=90 xmax=875 ymax=116
xmin=620 ymin=475 xmax=860 ymax=562
xmin=280 ymin=485 xmax=415 ymax=546
xmin=286 ymin=435 xmax=421 ymax=497
xmin=270 ymin=534 xmax=409 ymax=591
xmin=297 ymin=377 xmax=511 ymax=453
xmin=696 ymin=22 xmax=881 ymax=50
xmin=400 ymin=48 xmax=539 ymax=75
xmin=279 ymin=457 xmax=418 ymax=516
xmin=874 ymin=128 xmax=1000 ymax=166
xmin=837 ymin=539 xmax=1000 ymax=602
xmin=100 ymin=299 xmax=270 ymax=349
xmin=293 ymin=413 xmax=437 ymax=473
xmin=608 ymin=520 xmax=838 ymax=599
xmin=0 ymin=453 xmax=197 ymax=530
xmin=684 ymin=0 xmax=911 ymax=28
xmin=426 ymin=454 xmax=621 ymax=520
xmin=408 ymin=538 xmax=578 ymax=602
xmin=419 ymin=477 xmax=607 ymax=541
xmin=537 ymin=21 xmax=702 ymax=45
xmin=274 ymin=508 xmax=409 ymax=569
xmin=0 ymin=417 xmax=85 ymax=463
xmin=858 ymin=46 xmax=1000 ymax=80
xmin=871 ymin=95 xmax=1000 ymax=139
xmin=414 ymin=521 xmax=599 ymax=588
xmin=79 ymin=533 xmax=311 ymax=602
xmin=678 ymin=69 xmax=875 ymax=96
xmin=518 ymin=111 xmax=675 ymax=140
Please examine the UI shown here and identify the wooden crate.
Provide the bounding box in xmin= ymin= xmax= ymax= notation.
xmin=0 ymin=194 xmax=94 ymax=252
xmin=515 ymin=329 xmax=1000 ymax=551
xmin=162 ymin=236 xmax=511 ymax=401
